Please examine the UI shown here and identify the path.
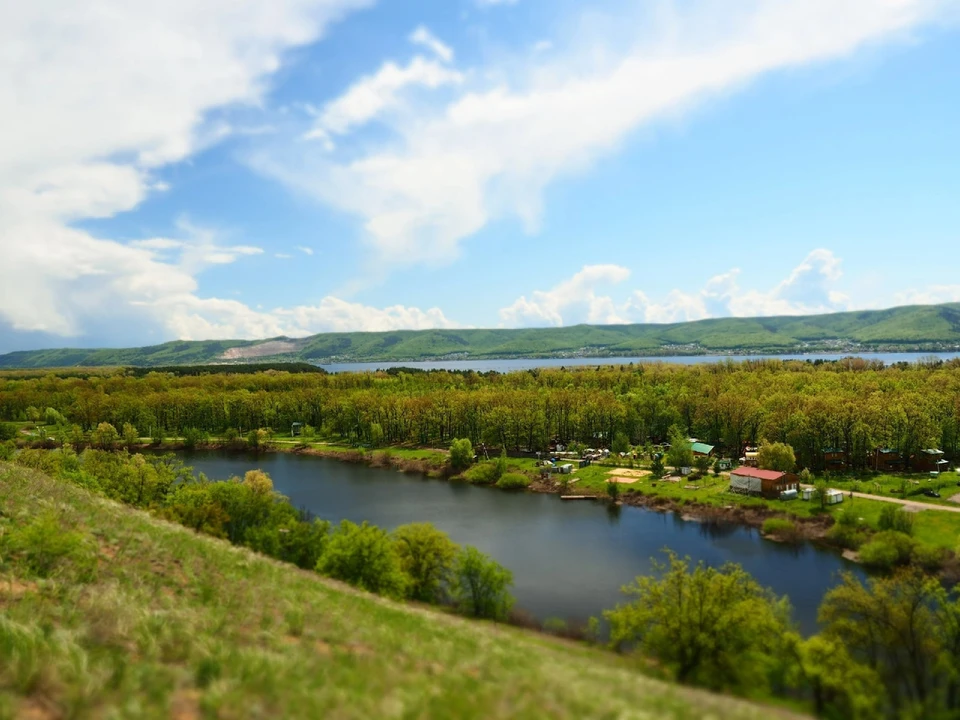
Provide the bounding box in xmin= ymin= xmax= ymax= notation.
xmin=801 ymin=485 xmax=960 ymax=514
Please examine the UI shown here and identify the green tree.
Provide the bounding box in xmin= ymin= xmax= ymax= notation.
xmin=122 ymin=422 xmax=139 ymax=449
xmin=694 ymin=455 xmax=711 ymax=475
xmin=788 ymin=634 xmax=882 ymax=719
xmin=369 ymin=421 xmax=385 ymax=448
xmin=90 ymin=422 xmax=118 ymax=450
xmin=651 ymin=454 xmax=665 ymax=478
xmin=665 ymin=427 xmax=693 ymax=471
xmin=605 ymin=552 xmax=793 ymax=693
xmin=818 ymin=570 xmax=960 ymax=718
xmin=393 ymin=523 xmax=459 ymax=603
xmin=451 ymin=546 xmax=514 ymax=620
xmin=757 ymin=442 xmax=796 ymax=473
xmin=611 ymin=431 xmax=630 ymax=455
xmin=449 ymin=438 xmax=474 ymax=472
xmin=606 ymin=480 xmax=621 ymax=502
xmin=494 ymin=449 xmax=508 ymax=481
xmin=317 ymin=520 xmax=407 ymax=598
xmin=813 ymin=478 xmax=828 ymax=510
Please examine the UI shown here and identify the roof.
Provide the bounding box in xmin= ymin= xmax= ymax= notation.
xmin=921 ymin=449 xmax=945 ymax=456
xmin=691 ymin=442 xmax=714 ymax=454
xmin=877 ymin=448 xmax=898 ymax=454
xmin=730 ymin=467 xmax=786 ymax=481
xmin=822 ymin=447 xmax=843 ymax=454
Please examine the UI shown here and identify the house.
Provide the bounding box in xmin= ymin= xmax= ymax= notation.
xmin=729 ymin=467 xmax=798 ymax=499
xmin=716 ymin=458 xmax=732 ymax=471
xmin=874 ymin=447 xmax=903 ymax=472
xmin=741 ymin=447 xmax=759 ymax=467
xmin=914 ymin=449 xmax=949 ymax=473
xmin=822 ymin=447 xmax=846 ymax=470
xmin=690 ymin=442 xmax=715 ymax=457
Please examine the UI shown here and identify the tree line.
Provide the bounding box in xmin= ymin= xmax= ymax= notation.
xmin=11 ymin=448 xmax=515 ymax=622
xmin=3 ymin=358 xmax=960 ymax=470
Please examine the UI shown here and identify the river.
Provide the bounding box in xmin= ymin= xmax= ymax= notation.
xmin=176 ymin=449 xmax=864 ymax=634
xmin=319 ymin=351 xmax=960 ymax=373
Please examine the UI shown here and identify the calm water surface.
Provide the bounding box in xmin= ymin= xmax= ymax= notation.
xmin=178 ymin=450 xmax=864 ymax=634
xmin=319 ymin=352 xmax=960 ymax=373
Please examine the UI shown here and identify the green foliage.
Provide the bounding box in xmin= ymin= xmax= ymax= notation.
xmin=90 ymin=422 xmax=118 ymax=450
xmin=4 ymin=510 xmax=96 ymax=581
xmin=0 ymin=440 xmax=14 ymax=461
xmin=605 ymin=480 xmax=621 ymax=501
xmin=369 ymin=421 xmax=385 ymax=448
xmin=694 ymin=455 xmax=711 ymax=474
xmin=181 ymin=426 xmax=207 ymax=450
xmin=317 ymin=520 xmax=408 ymax=599
xmin=451 ymin=546 xmax=514 ymax=620
xmin=878 ymin=504 xmax=915 ymax=535
xmin=761 ymin=518 xmax=798 ymax=541
xmin=494 ymin=449 xmax=507 ymax=480
xmin=0 ymin=423 xmax=16 ymax=441
xmin=121 ymin=422 xmax=139 ymax=448
xmin=610 ymin=431 xmax=630 ymax=455
xmin=813 ymin=479 xmax=829 ymax=510
xmin=665 ymin=426 xmax=693 ymax=470
xmin=650 ymin=455 xmax=665 ymax=478
xmin=605 ymin=552 xmax=793 ymax=693
xmin=449 ymin=437 xmax=474 ymax=472
xmin=788 ymin=634 xmax=882 ymax=719
xmin=462 ymin=461 xmax=499 ymax=485
xmin=392 ymin=523 xmax=459 ymax=603
xmin=496 ymin=472 xmax=530 ymax=489
xmin=757 ymin=442 xmax=796 ymax=472
xmin=818 ymin=570 xmax=960 ymax=718
xmin=858 ymin=531 xmax=917 ymax=570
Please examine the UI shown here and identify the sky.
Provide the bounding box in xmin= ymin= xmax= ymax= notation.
xmin=2 ymin=0 xmax=960 ymax=353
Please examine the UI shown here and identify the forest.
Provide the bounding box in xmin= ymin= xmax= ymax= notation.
xmin=2 ymin=357 xmax=960 ymax=471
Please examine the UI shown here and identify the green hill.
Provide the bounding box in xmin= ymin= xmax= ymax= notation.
xmin=3 ymin=302 xmax=960 ymax=368
xmin=0 ymin=462 xmax=798 ymax=719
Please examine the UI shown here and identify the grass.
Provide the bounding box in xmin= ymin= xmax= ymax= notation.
xmin=0 ymin=462 xmax=801 ymax=719
xmin=3 ymin=302 xmax=960 ymax=367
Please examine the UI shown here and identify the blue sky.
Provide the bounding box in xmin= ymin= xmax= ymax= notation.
xmin=2 ymin=0 xmax=959 ymax=353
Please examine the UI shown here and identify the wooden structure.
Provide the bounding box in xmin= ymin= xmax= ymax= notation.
xmin=874 ymin=447 xmax=903 ymax=472
xmin=729 ymin=467 xmax=798 ymax=500
xmin=822 ymin=447 xmax=846 ymax=470
xmin=914 ymin=449 xmax=948 ymax=473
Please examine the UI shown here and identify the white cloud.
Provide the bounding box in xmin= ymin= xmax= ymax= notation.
xmin=296 ymin=245 xmax=315 ymax=255
xmin=305 ymin=56 xmax=463 ymax=143
xmin=893 ymin=285 xmax=960 ymax=306
xmin=499 ymin=264 xmax=631 ymax=327
xmin=501 ymin=250 xmax=852 ymax=327
xmin=409 ymin=26 xmax=454 ymax=63
xmin=260 ymin=0 xmax=954 ymax=267
xmin=275 ymin=252 xmax=293 ymax=259
xmin=0 ymin=0 xmax=371 ymax=343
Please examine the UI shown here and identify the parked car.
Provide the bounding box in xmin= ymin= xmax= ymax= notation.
xmin=922 ymin=488 xmax=941 ymax=498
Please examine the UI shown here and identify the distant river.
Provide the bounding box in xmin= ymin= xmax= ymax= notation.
xmin=318 ymin=352 xmax=960 ymax=373
xmin=177 ymin=449 xmax=864 ymax=634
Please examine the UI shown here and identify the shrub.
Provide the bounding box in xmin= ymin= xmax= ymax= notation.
xmin=859 ymin=531 xmax=916 ymax=570
xmin=827 ymin=523 xmax=865 ymax=550
xmin=392 ymin=523 xmax=459 ymax=604
xmin=317 ymin=520 xmax=407 ymax=598
xmin=0 ymin=441 xmax=14 ymax=461
xmin=0 ymin=423 xmax=17 ymax=441
xmin=762 ymin=518 xmax=798 ymax=541
xmin=6 ymin=510 xmax=97 ymax=581
xmin=910 ymin=544 xmax=946 ymax=572
xmin=451 ymin=546 xmax=514 ymax=620
xmin=463 ymin=462 xmax=499 ymax=485
xmin=878 ymin=505 xmax=915 ymax=535
xmin=449 ymin=438 xmax=474 ymax=472
xmin=606 ymin=480 xmax=621 ymax=501
xmin=496 ymin=472 xmax=530 ymax=490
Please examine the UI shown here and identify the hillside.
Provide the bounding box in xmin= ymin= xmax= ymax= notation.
xmin=3 ymin=302 xmax=960 ymax=368
xmin=0 ymin=463 xmax=798 ymax=719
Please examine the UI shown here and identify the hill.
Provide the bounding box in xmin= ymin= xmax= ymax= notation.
xmin=0 ymin=462 xmax=797 ymax=719
xmin=3 ymin=302 xmax=960 ymax=368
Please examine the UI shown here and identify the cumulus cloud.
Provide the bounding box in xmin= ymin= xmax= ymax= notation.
xmin=0 ymin=0 xmax=380 ymax=347
xmin=501 ymin=250 xmax=852 ymax=327
xmin=499 ymin=264 xmax=631 ymax=327
xmin=257 ymin=0 xmax=953 ymax=267
xmin=409 ymin=26 xmax=454 ymax=63
xmin=893 ymin=285 xmax=960 ymax=306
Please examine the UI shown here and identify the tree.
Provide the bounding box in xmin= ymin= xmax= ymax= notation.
xmin=449 ymin=438 xmax=474 ymax=472
xmin=122 ymin=422 xmax=139 ymax=449
xmin=494 ymin=449 xmax=508 ymax=481
xmin=611 ymin=431 xmax=630 ymax=455
xmin=694 ymin=455 xmax=711 ymax=475
xmin=818 ymin=570 xmax=960 ymax=718
xmin=665 ymin=426 xmax=693 ymax=471
xmin=757 ymin=442 xmax=796 ymax=473
xmin=369 ymin=421 xmax=385 ymax=448
xmin=606 ymin=479 xmax=621 ymax=502
xmin=393 ymin=523 xmax=459 ymax=603
xmin=90 ymin=422 xmax=118 ymax=450
xmin=451 ymin=546 xmax=514 ymax=620
xmin=651 ymin=454 xmax=665 ymax=478
xmin=317 ymin=520 xmax=408 ymax=598
xmin=605 ymin=552 xmax=793 ymax=693
xmin=813 ymin=478 xmax=828 ymax=510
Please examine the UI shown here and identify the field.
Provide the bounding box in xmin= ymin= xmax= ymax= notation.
xmin=0 ymin=462 xmax=798 ymax=719
xmin=3 ymin=301 xmax=960 ymax=367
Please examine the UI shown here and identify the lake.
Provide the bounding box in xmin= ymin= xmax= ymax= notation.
xmin=319 ymin=352 xmax=960 ymax=373
xmin=176 ymin=449 xmax=864 ymax=634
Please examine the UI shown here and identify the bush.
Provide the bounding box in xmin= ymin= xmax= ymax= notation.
xmin=878 ymin=505 xmax=915 ymax=535
xmin=910 ymin=544 xmax=946 ymax=572
xmin=6 ymin=510 xmax=97 ymax=581
xmin=0 ymin=441 xmax=15 ymax=461
xmin=859 ymin=531 xmax=916 ymax=570
xmin=449 ymin=438 xmax=474 ymax=472
xmin=462 ymin=462 xmax=499 ymax=485
xmin=496 ymin=472 xmax=530 ymax=489
xmin=761 ymin=518 xmax=798 ymax=541
xmin=451 ymin=546 xmax=514 ymax=620
xmin=392 ymin=523 xmax=459 ymax=603
xmin=0 ymin=423 xmax=17 ymax=441
xmin=827 ymin=522 xmax=865 ymax=550
xmin=317 ymin=520 xmax=407 ymax=598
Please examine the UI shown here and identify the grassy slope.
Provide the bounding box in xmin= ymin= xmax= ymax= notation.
xmin=2 ymin=303 xmax=960 ymax=368
xmin=0 ymin=463 xmax=799 ymax=720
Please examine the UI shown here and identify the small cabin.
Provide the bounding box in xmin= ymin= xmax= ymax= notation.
xmin=691 ymin=442 xmax=715 ymax=458
xmin=291 ymin=422 xmax=303 ymax=437
xmin=822 ymin=447 xmax=846 ymax=470
xmin=914 ymin=449 xmax=948 ymax=474
xmin=874 ymin=448 xmax=903 ymax=472
xmin=716 ymin=458 xmax=732 ymax=471
xmin=729 ymin=467 xmax=798 ymax=499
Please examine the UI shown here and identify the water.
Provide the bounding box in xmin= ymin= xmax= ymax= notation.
xmin=177 ymin=449 xmax=863 ymax=634
xmin=319 ymin=352 xmax=960 ymax=374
